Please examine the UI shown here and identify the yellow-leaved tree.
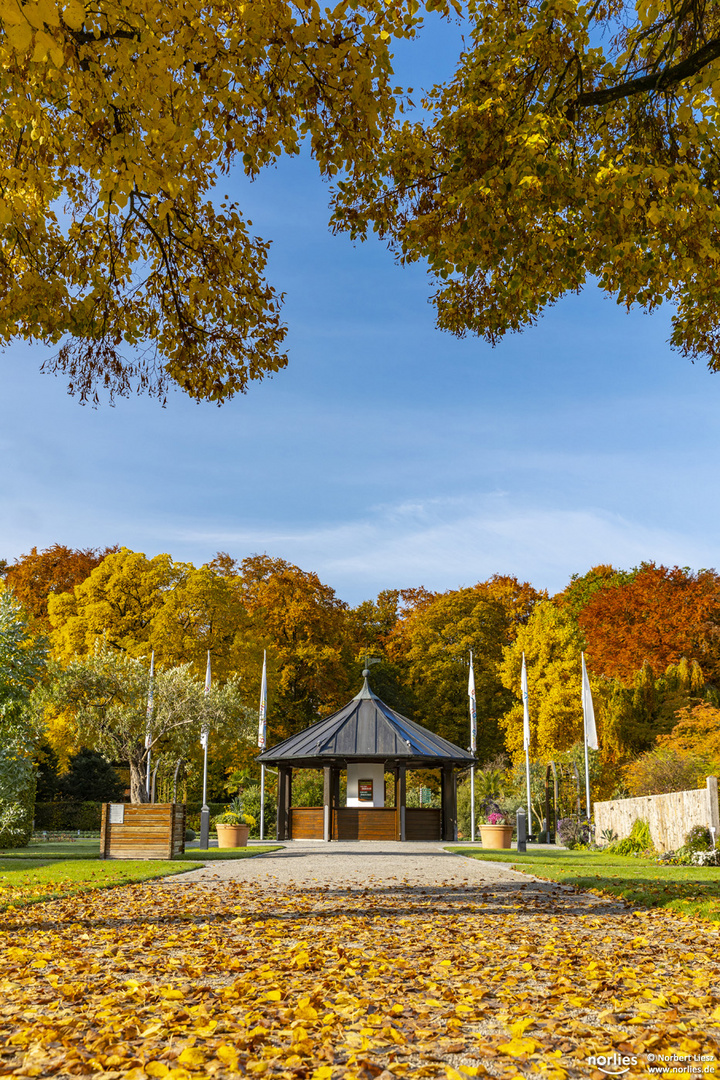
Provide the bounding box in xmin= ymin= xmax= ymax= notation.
xmin=333 ymin=0 xmax=720 ymax=372
xmin=0 ymin=0 xmax=426 ymax=402
xmin=498 ymin=601 xmax=588 ymax=762
xmin=47 ymin=547 xmax=249 ymax=680
xmin=386 ymin=577 xmax=543 ymax=757
xmin=47 ymin=547 xmax=355 ymax=746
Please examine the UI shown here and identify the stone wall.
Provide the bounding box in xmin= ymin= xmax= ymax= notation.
xmin=594 ymin=777 xmax=720 ymax=852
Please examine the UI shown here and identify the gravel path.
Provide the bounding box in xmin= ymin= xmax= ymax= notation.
xmin=167 ymin=841 xmax=527 ymax=888
xmin=163 ymin=842 xmax=624 ymax=913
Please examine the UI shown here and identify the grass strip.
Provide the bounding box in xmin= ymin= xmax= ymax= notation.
xmin=448 ymin=846 xmax=720 ymax=921
xmin=2 ymin=842 xmax=284 ymax=861
xmin=0 ymin=858 xmax=201 ymax=912
xmin=0 ymin=840 xmax=102 ymax=859
xmin=176 ymin=845 xmax=283 ymax=860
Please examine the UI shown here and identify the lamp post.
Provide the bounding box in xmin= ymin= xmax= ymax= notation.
xmin=258 ymin=650 xmax=267 ymax=841
xmin=145 ymin=651 xmax=154 ymax=801
xmin=521 ymin=652 xmax=532 ymax=841
xmin=199 ymin=651 xmax=211 ymax=850
xmin=468 ymin=651 xmax=477 ymax=842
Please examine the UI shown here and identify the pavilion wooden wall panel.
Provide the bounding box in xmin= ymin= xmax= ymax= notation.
xmin=290 ymin=807 xmax=324 ymax=840
xmin=334 ymin=808 xmax=397 ymax=841
xmin=405 ymin=808 xmax=441 ymax=841
xmin=101 ymin=803 xmax=185 ymax=860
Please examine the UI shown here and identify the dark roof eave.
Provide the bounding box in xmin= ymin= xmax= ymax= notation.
xmin=256 ymin=752 xmax=476 ymax=768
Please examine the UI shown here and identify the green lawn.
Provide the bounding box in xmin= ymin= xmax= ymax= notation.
xmin=0 ymin=856 xmax=201 ymax=911
xmin=2 ymin=839 xmax=283 ymax=861
xmin=0 ymin=838 xmax=101 ymax=859
xmin=448 ymin=846 xmax=720 ymax=921
xmin=177 ymin=845 xmax=283 ymax=860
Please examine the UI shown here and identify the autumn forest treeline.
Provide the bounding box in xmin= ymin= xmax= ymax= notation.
xmin=2 ymin=545 xmax=720 ymax=801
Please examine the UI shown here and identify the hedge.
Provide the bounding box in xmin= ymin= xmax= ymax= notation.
xmin=185 ymin=802 xmax=229 ymax=831
xmin=34 ymin=800 xmax=255 ymax=834
xmin=34 ymin=801 xmax=103 ymax=831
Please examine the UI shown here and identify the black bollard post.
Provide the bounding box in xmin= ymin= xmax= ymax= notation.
xmin=200 ymin=805 xmax=210 ymax=850
xmin=516 ymin=807 xmax=527 ymax=853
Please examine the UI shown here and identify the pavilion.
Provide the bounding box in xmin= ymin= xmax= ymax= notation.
xmin=257 ymin=671 xmax=475 ymax=841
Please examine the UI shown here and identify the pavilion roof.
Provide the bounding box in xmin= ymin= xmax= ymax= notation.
xmin=256 ymin=676 xmax=475 ymax=768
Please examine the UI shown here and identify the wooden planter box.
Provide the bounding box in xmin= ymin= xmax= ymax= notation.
xmin=101 ymin=803 xmax=185 ymax=860
xmin=480 ymin=824 xmax=513 ymax=849
xmin=216 ymin=823 xmax=250 ymax=848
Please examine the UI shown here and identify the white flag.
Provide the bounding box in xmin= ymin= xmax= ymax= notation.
xmin=521 ymin=652 xmax=530 ymax=751
xmin=468 ymin=651 xmax=477 ymax=752
xmin=201 ymin=651 xmax=211 ymax=749
xmin=145 ymin=651 xmax=154 ymax=750
xmin=582 ymin=652 xmax=599 ymax=750
xmin=258 ymin=650 xmax=268 ymax=749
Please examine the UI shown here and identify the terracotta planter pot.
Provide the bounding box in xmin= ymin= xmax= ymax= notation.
xmin=480 ymin=824 xmax=513 ymax=849
xmin=216 ymin=823 xmax=250 ymax=848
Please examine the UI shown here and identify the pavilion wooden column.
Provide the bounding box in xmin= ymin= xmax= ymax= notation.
xmin=329 ymin=766 xmax=341 ymax=840
xmin=323 ymin=766 xmax=332 ymax=842
xmin=398 ymin=765 xmax=407 ymax=841
xmin=441 ymin=765 xmax=457 ymax=841
xmin=277 ymin=766 xmax=292 ymax=840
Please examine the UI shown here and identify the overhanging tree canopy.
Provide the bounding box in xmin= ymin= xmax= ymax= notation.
xmin=333 ymin=0 xmax=720 ymax=371
xmin=0 ymin=0 xmax=424 ymax=402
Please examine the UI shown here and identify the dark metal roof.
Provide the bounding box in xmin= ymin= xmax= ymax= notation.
xmin=257 ymin=676 xmax=475 ymax=768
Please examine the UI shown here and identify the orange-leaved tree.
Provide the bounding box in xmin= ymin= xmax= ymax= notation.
xmin=387 ymin=577 xmax=543 ymax=758
xmin=236 ymin=554 xmax=352 ymax=743
xmin=577 ymin=563 xmax=720 ymax=685
xmin=2 ymin=544 xmax=117 ymax=625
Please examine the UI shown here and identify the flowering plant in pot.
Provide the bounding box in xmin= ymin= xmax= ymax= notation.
xmin=480 ymin=810 xmax=513 ymax=849
xmin=214 ymin=801 xmax=256 ymax=848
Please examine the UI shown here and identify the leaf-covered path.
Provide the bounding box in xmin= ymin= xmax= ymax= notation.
xmin=2 ymin=844 xmax=719 ymax=1079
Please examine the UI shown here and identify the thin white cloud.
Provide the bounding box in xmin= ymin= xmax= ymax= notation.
xmin=174 ymin=496 xmax=718 ymax=602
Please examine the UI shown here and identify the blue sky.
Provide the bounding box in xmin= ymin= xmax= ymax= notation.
xmin=2 ymin=19 xmax=720 ymax=606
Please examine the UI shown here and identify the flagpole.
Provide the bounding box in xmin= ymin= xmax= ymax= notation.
xmin=145 ymin=651 xmax=154 ymax=802
xmin=260 ymin=764 xmax=266 ymax=841
xmin=521 ymin=653 xmax=532 ymax=838
xmin=200 ymin=651 xmax=211 ymax=850
xmin=525 ymin=752 xmax=532 ymax=837
xmin=581 ymin=652 xmax=598 ymax=819
xmin=258 ymin=650 xmax=268 ymax=841
xmin=584 ymin=727 xmax=591 ymax=819
xmin=468 ymin=650 xmax=477 ymax=843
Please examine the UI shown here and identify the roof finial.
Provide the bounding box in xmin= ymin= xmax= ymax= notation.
xmin=362 ymin=655 xmax=381 ymax=691
xmin=354 ymin=656 xmax=381 ymax=700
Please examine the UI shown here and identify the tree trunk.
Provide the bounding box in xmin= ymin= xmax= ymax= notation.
xmin=129 ymin=760 xmax=150 ymax=804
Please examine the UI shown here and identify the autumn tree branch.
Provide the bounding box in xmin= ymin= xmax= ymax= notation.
xmin=575 ymin=33 xmax=720 ymax=108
